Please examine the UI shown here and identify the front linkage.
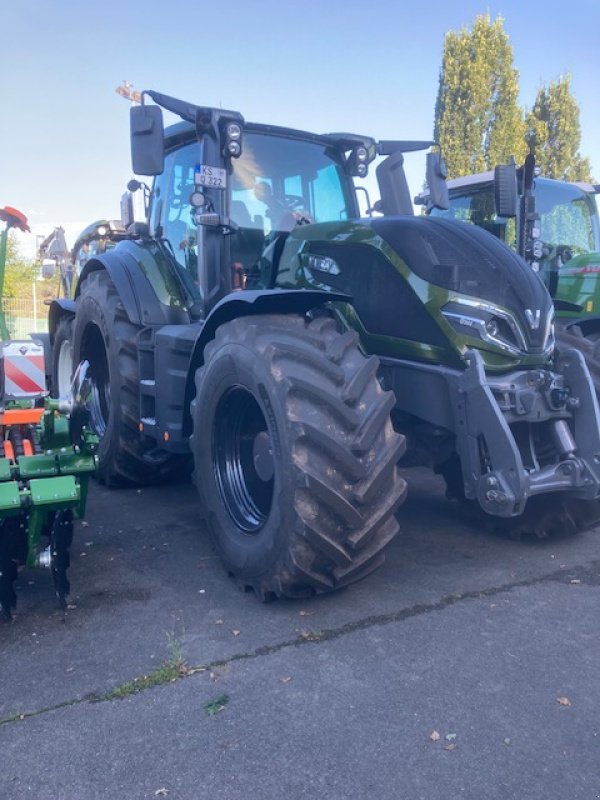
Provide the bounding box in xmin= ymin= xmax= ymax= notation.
xmin=0 ymin=359 xmax=97 ymax=621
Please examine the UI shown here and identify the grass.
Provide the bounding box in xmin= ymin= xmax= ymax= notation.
xmin=204 ymin=694 xmax=230 ymax=716
xmin=99 ymin=631 xmax=194 ymax=701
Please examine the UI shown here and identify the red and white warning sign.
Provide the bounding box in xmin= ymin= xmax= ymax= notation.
xmin=2 ymin=340 xmax=47 ymax=398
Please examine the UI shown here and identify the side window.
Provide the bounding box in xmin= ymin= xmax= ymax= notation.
xmin=162 ymin=144 xmax=199 ymax=275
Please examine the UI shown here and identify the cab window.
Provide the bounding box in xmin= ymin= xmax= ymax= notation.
xmin=160 ymin=143 xmax=201 ymax=299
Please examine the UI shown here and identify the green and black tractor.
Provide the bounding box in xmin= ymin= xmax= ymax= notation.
xmin=49 ymin=91 xmax=600 ymax=600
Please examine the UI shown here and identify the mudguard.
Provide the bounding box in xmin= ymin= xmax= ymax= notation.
xmin=563 ymin=315 xmax=600 ymax=338
xmin=74 ymin=242 xmax=191 ymax=328
xmin=181 ymin=288 xmax=351 ymax=435
xmin=48 ymin=299 xmax=76 ymax=342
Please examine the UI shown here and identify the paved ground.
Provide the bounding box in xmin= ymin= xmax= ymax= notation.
xmin=1 ymin=470 xmax=599 ymax=800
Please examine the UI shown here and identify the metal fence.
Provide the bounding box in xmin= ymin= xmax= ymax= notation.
xmin=2 ymin=296 xmax=50 ymax=339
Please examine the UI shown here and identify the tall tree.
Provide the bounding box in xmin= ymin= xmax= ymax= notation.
xmin=434 ymin=13 xmax=527 ymax=178
xmin=2 ymin=232 xmax=37 ymax=298
xmin=527 ymin=75 xmax=593 ymax=181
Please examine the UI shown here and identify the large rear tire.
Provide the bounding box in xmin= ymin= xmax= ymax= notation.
xmin=72 ymin=270 xmax=186 ymax=486
xmin=190 ymin=314 xmax=407 ymax=599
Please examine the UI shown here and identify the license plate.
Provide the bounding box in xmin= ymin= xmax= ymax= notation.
xmin=195 ymin=165 xmax=227 ymax=189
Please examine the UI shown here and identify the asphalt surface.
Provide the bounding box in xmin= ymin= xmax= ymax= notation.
xmin=1 ymin=469 xmax=600 ymax=800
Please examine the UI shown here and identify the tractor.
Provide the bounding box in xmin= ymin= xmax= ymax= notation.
xmin=49 ymin=91 xmax=600 ymax=600
xmin=0 ymin=207 xmax=97 ymax=619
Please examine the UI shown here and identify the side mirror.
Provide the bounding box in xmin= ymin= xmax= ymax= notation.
xmin=130 ymin=105 xmax=164 ymax=176
xmin=494 ymin=164 xmax=518 ymax=218
xmin=426 ymin=152 xmax=449 ymax=211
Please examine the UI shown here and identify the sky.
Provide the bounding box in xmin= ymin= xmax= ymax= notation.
xmin=1 ymin=0 xmax=599 ymax=258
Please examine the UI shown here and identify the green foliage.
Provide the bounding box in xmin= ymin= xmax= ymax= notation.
xmin=204 ymin=694 xmax=230 ymax=716
xmin=527 ymin=75 xmax=593 ymax=181
xmin=434 ymin=13 xmax=527 ymax=178
xmin=2 ymin=232 xmax=37 ymax=298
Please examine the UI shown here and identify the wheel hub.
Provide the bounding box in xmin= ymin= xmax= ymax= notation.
xmin=252 ymin=430 xmax=274 ymax=482
xmin=212 ymin=386 xmax=275 ymax=534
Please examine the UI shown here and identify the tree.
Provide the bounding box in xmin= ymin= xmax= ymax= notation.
xmin=527 ymin=75 xmax=593 ymax=181
xmin=2 ymin=232 xmax=37 ymax=298
xmin=434 ymin=13 xmax=527 ymax=178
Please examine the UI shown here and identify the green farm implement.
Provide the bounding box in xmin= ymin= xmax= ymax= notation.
xmin=0 ymin=207 xmax=97 ymax=620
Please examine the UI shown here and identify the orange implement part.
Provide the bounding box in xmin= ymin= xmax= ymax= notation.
xmin=22 ymin=439 xmax=33 ymax=456
xmin=0 ymin=408 xmax=45 ymax=425
xmin=4 ymin=440 xmax=15 ymax=462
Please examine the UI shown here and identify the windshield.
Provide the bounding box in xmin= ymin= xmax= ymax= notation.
xmin=230 ymin=132 xmax=355 ymax=233
xmin=432 ymin=180 xmax=600 ymax=259
xmin=429 ymin=185 xmax=517 ymax=246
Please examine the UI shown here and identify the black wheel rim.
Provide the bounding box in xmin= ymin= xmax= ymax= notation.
xmin=212 ymin=386 xmax=275 ymax=533
xmin=80 ymin=325 xmax=110 ymax=437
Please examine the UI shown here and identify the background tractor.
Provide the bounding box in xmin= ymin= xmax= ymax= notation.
xmin=0 ymin=207 xmax=97 ymax=620
xmin=49 ymin=91 xmax=600 ymax=600
xmin=422 ymin=156 xmax=600 ymax=395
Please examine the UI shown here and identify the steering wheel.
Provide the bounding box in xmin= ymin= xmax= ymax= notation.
xmin=281 ymin=194 xmax=305 ymax=210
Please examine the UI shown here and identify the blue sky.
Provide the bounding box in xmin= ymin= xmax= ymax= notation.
xmin=1 ymin=0 xmax=599 ymax=256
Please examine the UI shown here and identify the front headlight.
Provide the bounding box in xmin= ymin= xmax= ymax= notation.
xmin=441 ymin=300 xmax=546 ymax=356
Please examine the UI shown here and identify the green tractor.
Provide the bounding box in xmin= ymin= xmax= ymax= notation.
xmin=0 ymin=207 xmax=97 ymax=620
xmin=49 ymin=91 xmax=600 ymax=600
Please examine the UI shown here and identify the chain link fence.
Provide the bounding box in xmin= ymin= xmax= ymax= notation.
xmin=2 ymin=296 xmax=50 ymax=339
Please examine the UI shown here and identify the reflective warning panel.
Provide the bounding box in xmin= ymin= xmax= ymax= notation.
xmin=2 ymin=340 xmax=47 ymax=399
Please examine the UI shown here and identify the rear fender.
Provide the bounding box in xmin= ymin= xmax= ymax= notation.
xmin=75 ymin=242 xmax=191 ymax=328
xmin=182 ymin=288 xmax=350 ymax=435
xmin=48 ymin=299 xmax=76 ymax=343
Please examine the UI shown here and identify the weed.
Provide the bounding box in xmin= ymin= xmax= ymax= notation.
xmin=100 ymin=631 xmax=189 ymax=701
xmin=204 ymin=694 xmax=230 ymax=716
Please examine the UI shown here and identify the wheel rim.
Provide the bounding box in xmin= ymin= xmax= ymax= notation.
xmin=80 ymin=325 xmax=110 ymax=437
xmin=56 ymin=338 xmax=73 ymax=398
xmin=212 ymin=386 xmax=275 ymax=533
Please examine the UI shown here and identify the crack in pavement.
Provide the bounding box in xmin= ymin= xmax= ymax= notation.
xmin=2 ymin=558 xmax=599 ymax=727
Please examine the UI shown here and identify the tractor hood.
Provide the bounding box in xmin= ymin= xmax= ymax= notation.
xmin=275 ymin=216 xmax=555 ymax=371
xmin=371 ymin=217 xmax=553 ymax=352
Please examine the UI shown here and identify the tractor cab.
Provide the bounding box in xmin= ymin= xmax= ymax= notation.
xmin=127 ymin=90 xmax=446 ymax=318
xmin=146 ymin=123 xmax=362 ymax=301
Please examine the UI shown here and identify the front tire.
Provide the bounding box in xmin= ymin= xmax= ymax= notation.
xmin=555 ymin=326 xmax=600 ymax=398
xmin=191 ymin=314 xmax=407 ymax=599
